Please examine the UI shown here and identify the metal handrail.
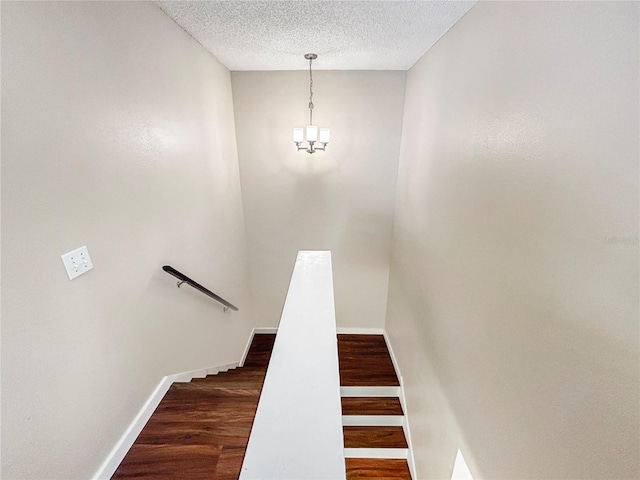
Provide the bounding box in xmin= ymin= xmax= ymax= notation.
xmin=162 ymin=265 xmax=239 ymax=312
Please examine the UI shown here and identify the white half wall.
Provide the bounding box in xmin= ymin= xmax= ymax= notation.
xmin=232 ymin=70 xmax=405 ymax=329
xmin=241 ymin=252 xmax=345 ymax=479
xmin=1 ymin=3 xmax=254 ymax=478
xmin=386 ymin=2 xmax=639 ymax=479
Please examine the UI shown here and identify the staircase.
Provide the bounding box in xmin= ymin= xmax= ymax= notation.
xmin=338 ymin=334 xmax=412 ymax=479
xmin=112 ymin=333 xmax=411 ymax=479
xmin=111 ymin=334 xmax=276 ymax=480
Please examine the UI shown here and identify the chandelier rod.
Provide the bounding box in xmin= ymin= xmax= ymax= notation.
xmin=308 ymin=55 xmax=314 ymax=125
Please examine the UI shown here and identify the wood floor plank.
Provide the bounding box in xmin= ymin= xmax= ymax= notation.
xmin=346 ymin=458 xmax=412 ymax=479
xmin=180 ymin=373 xmax=267 ymax=389
xmin=214 ymin=446 xmax=247 ymax=479
xmin=337 ymin=335 xmax=400 ymax=386
xmin=341 ymin=397 xmax=403 ymax=416
xmin=134 ymin=420 xmax=254 ymax=447
xmin=243 ymin=334 xmax=276 ymax=368
xmin=343 ymin=426 xmax=408 ymax=448
xmin=148 ymin=395 xmax=261 ymax=423
xmin=112 ymin=444 xmax=220 ymax=479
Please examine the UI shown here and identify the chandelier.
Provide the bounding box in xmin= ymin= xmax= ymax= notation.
xmin=293 ymin=53 xmax=330 ymax=154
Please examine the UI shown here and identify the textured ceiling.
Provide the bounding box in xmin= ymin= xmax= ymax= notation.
xmin=157 ymin=1 xmax=476 ymax=71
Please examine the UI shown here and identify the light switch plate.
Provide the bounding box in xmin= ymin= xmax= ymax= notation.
xmin=61 ymin=246 xmax=93 ymax=280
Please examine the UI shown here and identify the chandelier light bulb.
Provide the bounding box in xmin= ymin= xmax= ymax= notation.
xmin=306 ymin=125 xmax=318 ymax=142
xmin=319 ymin=128 xmax=330 ymax=143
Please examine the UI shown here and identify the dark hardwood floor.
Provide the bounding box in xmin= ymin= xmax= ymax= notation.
xmin=337 ymin=334 xmax=411 ymax=479
xmin=337 ymin=334 xmax=400 ymax=386
xmin=346 ymin=458 xmax=412 ymax=479
xmin=341 ymin=397 xmax=404 ymax=416
xmin=113 ymin=333 xmax=412 ymax=479
xmin=111 ymin=334 xmax=275 ymax=480
xmin=343 ymin=426 xmax=409 ymax=449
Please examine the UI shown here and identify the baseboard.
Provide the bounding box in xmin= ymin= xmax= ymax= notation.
xmin=171 ymin=361 xmax=238 ymax=382
xmin=239 ymin=327 xmax=278 ymax=367
xmin=383 ymin=331 xmax=417 ymax=480
xmin=92 ymin=376 xmax=172 ymax=479
xmin=92 ymin=360 xmax=238 ymax=480
xmin=400 ymin=386 xmax=417 ymax=480
xmin=336 ymin=327 xmax=385 ymax=334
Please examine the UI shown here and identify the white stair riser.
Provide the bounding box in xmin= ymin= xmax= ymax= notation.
xmin=343 ymin=448 xmax=408 ymax=459
xmin=340 ymin=386 xmax=400 ymax=397
xmin=342 ymin=415 xmax=404 ymax=426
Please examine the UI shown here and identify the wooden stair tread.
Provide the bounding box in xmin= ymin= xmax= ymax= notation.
xmin=155 ymin=387 xmax=261 ymax=406
xmin=342 ymin=397 xmax=403 ymax=416
xmin=243 ymin=334 xmax=276 ymax=367
xmin=169 ymin=381 xmax=263 ymax=393
xmin=112 ymin=444 xmax=220 ymax=479
xmin=196 ymin=366 xmax=266 ymax=378
xmin=135 ymin=418 xmax=255 ymax=446
xmin=346 ymin=458 xmax=411 ymax=479
xmin=184 ymin=373 xmax=266 ymax=388
xmin=343 ymin=426 xmax=408 ymax=449
xmin=338 ymin=335 xmax=400 ymax=387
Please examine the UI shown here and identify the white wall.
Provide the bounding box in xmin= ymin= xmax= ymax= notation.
xmin=1 ymin=2 xmax=254 ymax=478
xmin=386 ymin=2 xmax=639 ymax=479
xmin=232 ymin=70 xmax=405 ymax=328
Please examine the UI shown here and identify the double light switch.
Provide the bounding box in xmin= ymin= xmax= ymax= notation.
xmin=61 ymin=246 xmax=94 ymax=280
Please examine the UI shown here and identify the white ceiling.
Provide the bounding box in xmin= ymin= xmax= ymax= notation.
xmin=157 ymin=1 xmax=476 ymax=71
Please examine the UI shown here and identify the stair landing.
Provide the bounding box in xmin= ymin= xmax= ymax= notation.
xmin=111 ymin=334 xmax=275 ymax=480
